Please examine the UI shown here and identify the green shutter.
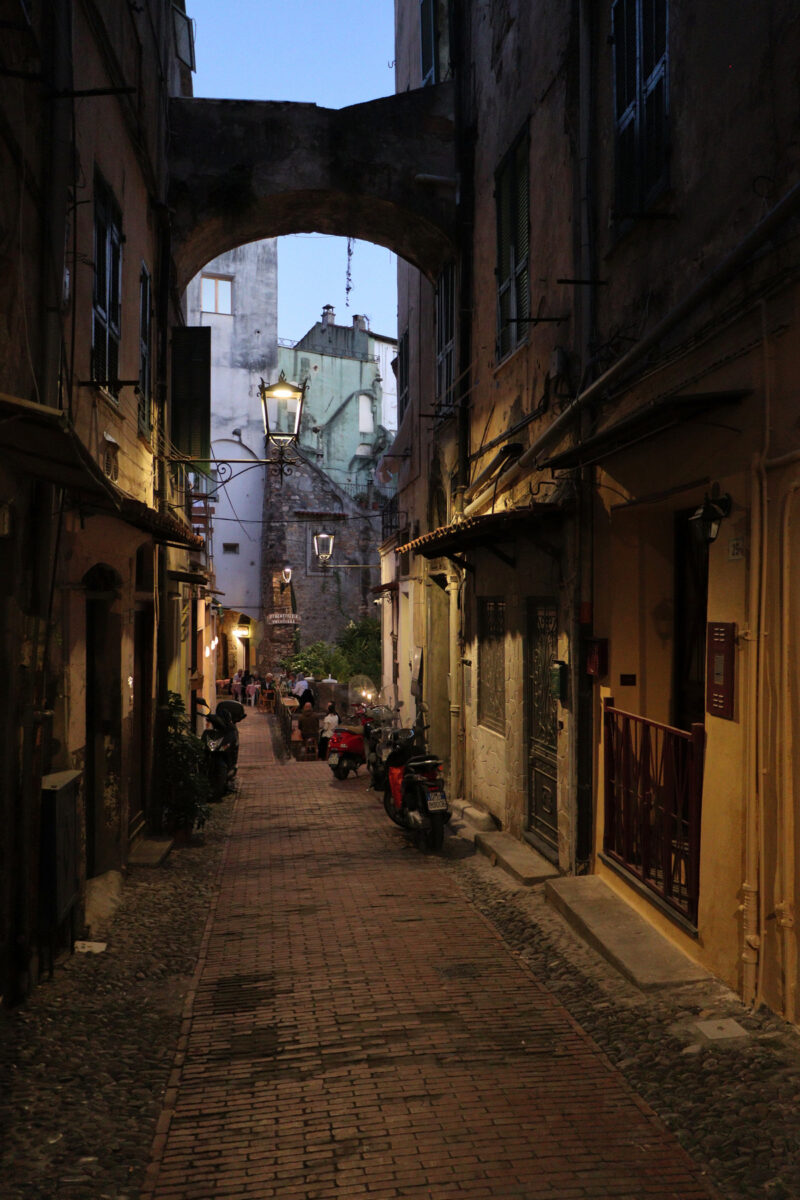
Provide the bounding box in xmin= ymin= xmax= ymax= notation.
xmin=171 ymin=326 xmax=211 ymax=471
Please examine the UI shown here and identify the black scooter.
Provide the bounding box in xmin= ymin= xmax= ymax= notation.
xmin=365 ymin=705 xmax=397 ymax=792
xmin=198 ymin=697 xmax=246 ymax=800
xmin=383 ymin=727 xmax=451 ymax=851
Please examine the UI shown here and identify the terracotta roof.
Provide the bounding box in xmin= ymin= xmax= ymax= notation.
xmin=395 ymin=503 xmax=567 ymax=558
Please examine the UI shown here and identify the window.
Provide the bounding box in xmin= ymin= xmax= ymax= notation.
xmin=172 ymin=4 xmax=196 ymax=70
xmin=92 ymin=172 xmax=122 ymax=394
xmin=222 ymin=542 xmax=240 ymax=554
xmin=495 ymin=130 xmax=530 ymax=360
xmin=478 ymin=597 xmax=506 ymax=734
xmin=420 ymin=0 xmax=438 ymax=86
xmin=138 ymin=265 xmax=152 ymax=437
xmin=397 ymin=328 xmax=410 ymax=423
xmin=612 ymin=0 xmax=669 ymax=219
xmin=200 ymin=274 xmax=232 ymax=314
xmin=358 ymin=393 xmax=375 ymax=435
xmin=435 ymin=263 xmax=456 ymax=413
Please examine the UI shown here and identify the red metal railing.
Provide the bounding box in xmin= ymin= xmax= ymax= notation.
xmin=603 ymin=698 xmax=705 ymax=924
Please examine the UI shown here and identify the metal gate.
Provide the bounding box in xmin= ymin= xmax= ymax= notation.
xmin=526 ymin=599 xmax=559 ymax=859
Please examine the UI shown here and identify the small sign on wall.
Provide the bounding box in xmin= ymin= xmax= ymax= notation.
xmin=707 ymin=622 xmax=736 ymax=720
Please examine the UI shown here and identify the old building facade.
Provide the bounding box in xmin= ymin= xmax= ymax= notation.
xmin=185 ymin=240 xmax=280 ymax=679
xmin=0 ymin=0 xmax=214 ymax=1003
xmin=386 ymin=0 xmax=800 ymax=1024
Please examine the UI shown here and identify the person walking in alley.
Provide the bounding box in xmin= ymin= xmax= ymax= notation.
xmin=318 ymin=701 xmax=339 ymax=759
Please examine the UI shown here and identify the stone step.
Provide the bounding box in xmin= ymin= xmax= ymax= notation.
xmin=474 ymin=831 xmax=560 ymax=886
xmin=546 ymin=874 xmax=710 ymax=990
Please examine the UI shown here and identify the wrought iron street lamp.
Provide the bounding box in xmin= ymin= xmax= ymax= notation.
xmin=313 ymin=529 xmax=377 ymax=570
xmin=259 ymin=371 xmax=306 ymax=479
xmin=313 ymin=531 xmax=335 ymax=565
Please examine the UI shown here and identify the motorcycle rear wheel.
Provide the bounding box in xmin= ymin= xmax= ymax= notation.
xmin=333 ymin=758 xmax=351 ymax=780
xmin=383 ymin=786 xmax=404 ymax=826
xmin=210 ymin=756 xmax=228 ymax=801
xmin=427 ymin=811 xmax=445 ymax=852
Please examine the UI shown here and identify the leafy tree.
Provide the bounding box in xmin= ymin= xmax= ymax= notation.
xmin=281 ymin=617 xmax=381 ymax=684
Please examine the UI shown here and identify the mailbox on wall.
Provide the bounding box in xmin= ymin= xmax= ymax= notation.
xmin=707 ymin=622 xmax=736 ymax=720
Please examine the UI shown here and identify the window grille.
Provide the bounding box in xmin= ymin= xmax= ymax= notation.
xmin=495 ymin=130 xmax=530 ymax=361
xmin=612 ymin=0 xmax=669 ymax=219
xmin=222 ymin=543 xmax=240 ymax=554
xmin=478 ymin=597 xmax=506 ymax=734
xmin=92 ymin=173 xmax=122 ymax=395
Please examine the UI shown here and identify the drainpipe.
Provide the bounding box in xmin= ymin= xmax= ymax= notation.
xmin=741 ymin=453 xmax=763 ymax=1006
xmin=447 ymin=573 xmax=462 ymax=799
xmin=778 ymin=480 xmax=799 ymax=1021
xmin=741 ymin=301 xmax=773 ymax=1007
xmin=574 ymin=0 xmax=597 ymax=871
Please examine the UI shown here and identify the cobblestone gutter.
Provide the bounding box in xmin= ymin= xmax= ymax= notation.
xmin=445 ymin=853 xmax=800 ymax=1200
xmin=0 ymin=797 xmax=234 ymax=1200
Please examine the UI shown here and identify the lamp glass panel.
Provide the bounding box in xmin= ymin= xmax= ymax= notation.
xmin=266 ymin=393 xmax=301 ymax=441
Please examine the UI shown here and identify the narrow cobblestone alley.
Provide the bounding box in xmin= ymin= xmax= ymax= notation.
xmin=4 ymin=712 xmax=800 ymax=1200
xmin=139 ymin=718 xmax=718 ymax=1200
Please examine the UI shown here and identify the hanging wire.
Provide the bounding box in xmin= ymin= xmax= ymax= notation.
xmin=345 ymin=236 xmax=354 ymax=307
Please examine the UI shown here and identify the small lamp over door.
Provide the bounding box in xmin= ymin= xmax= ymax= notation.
xmin=689 ymin=487 xmax=732 ymax=544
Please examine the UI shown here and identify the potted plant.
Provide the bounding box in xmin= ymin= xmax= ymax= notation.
xmin=157 ymin=691 xmax=212 ymax=839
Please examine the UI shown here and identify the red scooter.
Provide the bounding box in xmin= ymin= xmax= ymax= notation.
xmin=327 ymin=706 xmax=371 ymax=780
xmin=383 ymin=728 xmax=451 ymax=851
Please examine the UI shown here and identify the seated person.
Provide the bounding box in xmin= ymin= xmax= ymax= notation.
xmin=298 ymin=702 xmax=319 ymax=742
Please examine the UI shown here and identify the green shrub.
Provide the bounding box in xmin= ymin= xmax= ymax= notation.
xmin=158 ymin=691 xmax=212 ymax=832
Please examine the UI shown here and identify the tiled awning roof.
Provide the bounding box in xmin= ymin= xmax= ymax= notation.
xmin=395 ymin=503 xmax=568 ymax=559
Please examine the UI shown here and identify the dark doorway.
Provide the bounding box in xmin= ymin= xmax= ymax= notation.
xmin=83 ymin=565 xmax=122 ymax=878
xmin=525 ymin=599 xmax=559 ymax=860
xmin=130 ymin=607 xmax=154 ymax=840
xmin=673 ymin=511 xmax=709 ymax=730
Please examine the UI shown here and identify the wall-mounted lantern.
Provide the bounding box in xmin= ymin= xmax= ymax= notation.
xmin=313 ymin=530 xmax=335 ymax=565
xmin=689 ymin=489 xmax=732 ymax=544
xmin=281 ymin=565 xmax=292 ymax=585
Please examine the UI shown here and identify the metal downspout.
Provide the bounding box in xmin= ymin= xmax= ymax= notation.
xmin=574 ymin=0 xmax=597 ymax=871
xmin=778 ymin=481 xmax=799 ymax=1020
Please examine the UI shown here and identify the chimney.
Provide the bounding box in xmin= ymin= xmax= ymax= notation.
xmin=322 ymin=304 xmax=335 ymax=327
xmin=352 ymin=314 xmax=368 ymax=332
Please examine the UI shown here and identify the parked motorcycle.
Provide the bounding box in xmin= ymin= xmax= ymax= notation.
xmin=364 ymin=705 xmax=398 ymax=792
xmin=198 ymin=697 xmax=245 ymax=799
xmin=383 ymin=727 xmax=451 ymax=851
xmin=326 ymin=708 xmax=369 ymax=780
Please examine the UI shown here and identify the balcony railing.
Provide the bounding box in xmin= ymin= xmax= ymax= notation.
xmin=603 ymin=698 xmax=705 ymax=924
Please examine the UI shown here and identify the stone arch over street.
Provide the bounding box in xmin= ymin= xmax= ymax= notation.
xmin=169 ymin=84 xmax=458 ymax=291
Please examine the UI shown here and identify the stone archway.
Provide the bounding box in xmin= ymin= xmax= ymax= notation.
xmin=169 ymin=83 xmax=457 ymax=291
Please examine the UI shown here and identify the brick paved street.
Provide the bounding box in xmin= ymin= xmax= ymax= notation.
xmin=140 ymin=717 xmax=719 ymax=1200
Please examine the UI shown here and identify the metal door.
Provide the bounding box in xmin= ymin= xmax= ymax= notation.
xmin=526 ymin=600 xmax=559 ymax=859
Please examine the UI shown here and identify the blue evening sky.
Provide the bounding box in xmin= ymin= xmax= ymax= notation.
xmin=188 ymin=0 xmax=399 ymax=343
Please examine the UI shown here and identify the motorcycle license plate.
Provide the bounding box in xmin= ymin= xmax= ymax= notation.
xmin=426 ymin=792 xmax=448 ymax=812
xmin=328 ymin=753 xmax=339 ymax=765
